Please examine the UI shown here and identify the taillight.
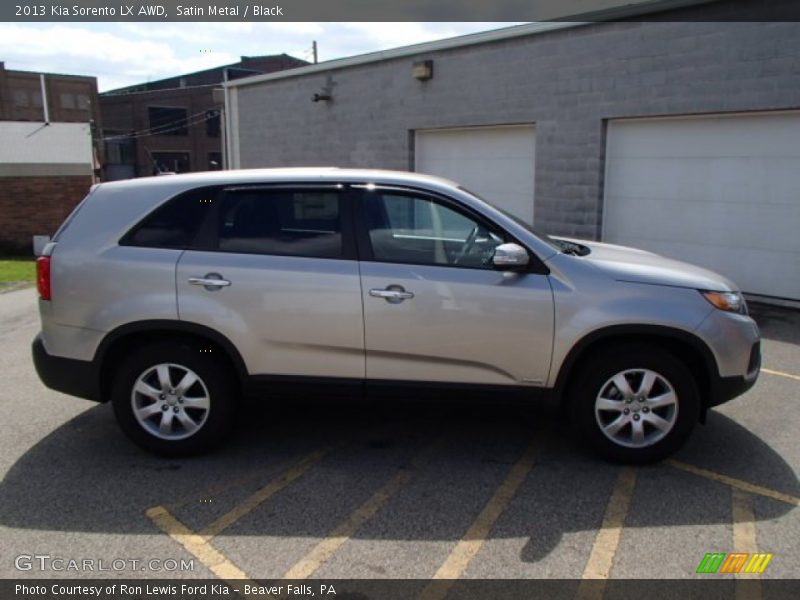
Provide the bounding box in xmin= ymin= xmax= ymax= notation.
xmin=36 ymin=256 xmax=51 ymax=301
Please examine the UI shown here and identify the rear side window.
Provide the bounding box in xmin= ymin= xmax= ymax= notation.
xmin=216 ymin=190 xmax=343 ymax=259
xmin=121 ymin=187 xmax=217 ymax=249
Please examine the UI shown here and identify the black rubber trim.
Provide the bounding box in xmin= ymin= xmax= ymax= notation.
xmin=747 ymin=341 xmax=761 ymax=374
xmin=245 ymin=374 xmax=553 ymax=403
xmin=93 ymin=320 xmax=250 ymax=381
xmin=32 ymin=334 xmax=102 ymax=402
xmin=708 ymin=374 xmax=758 ymax=408
xmin=552 ymin=324 xmax=741 ymax=410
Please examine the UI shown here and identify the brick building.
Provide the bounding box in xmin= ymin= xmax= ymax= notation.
xmin=100 ymin=54 xmax=306 ymax=180
xmin=0 ymin=63 xmax=100 ymax=254
xmin=224 ymin=0 xmax=800 ymax=301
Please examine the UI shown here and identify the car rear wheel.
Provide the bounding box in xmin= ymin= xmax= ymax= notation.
xmin=569 ymin=344 xmax=700 ymax=463
xmin=111 ymin=340 xmax=236 ymax=456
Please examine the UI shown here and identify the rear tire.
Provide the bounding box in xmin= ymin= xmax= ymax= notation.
xmin=111 ymin=340 xmax=237 ymax=457
xmin=568 ymin=344 xmax=699 ymax=464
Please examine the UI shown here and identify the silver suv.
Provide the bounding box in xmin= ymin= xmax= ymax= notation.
xmin=32 ymin=169 xmax=760 ymax=462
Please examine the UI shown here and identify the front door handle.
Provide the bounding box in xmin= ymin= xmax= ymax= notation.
xmin=369 ymin=285 xmax=414 ymax=303
xmin=188 ymin=273 xmax=231 ymax=291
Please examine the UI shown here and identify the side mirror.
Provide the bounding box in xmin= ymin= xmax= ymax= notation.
xmin=492 ymin=243 xmax=529 ymax=270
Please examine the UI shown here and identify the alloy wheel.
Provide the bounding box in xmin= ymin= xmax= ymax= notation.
xmin=130 ymin=363 xmax=211 ymax=440
xmin=594 ymin=368 xmax=678 ymax=448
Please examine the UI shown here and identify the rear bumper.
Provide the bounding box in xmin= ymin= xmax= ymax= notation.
xmin=32 ymin=333 xmax=103 ymax=402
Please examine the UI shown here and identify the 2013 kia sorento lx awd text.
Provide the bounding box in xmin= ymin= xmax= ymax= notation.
xmin=32 ymin=169 xmax=760 ymax=462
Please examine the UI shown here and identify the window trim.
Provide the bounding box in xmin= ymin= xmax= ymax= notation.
xmin=352 ymin=184 xmax=549 ymax=274
xmin=191 ymin=183 xmax=358 ymax=262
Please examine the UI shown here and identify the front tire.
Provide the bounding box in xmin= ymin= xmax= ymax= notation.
xmin=569 ymin=344 xmax=699 ymax=464
xmin=111 ymin=340 xmax=237 ymax=457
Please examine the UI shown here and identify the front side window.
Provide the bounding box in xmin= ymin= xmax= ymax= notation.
xmin=217 ymin=190 xmax=343 ymax=259
xmin=364 ymin=192 xmax=503 ymax=268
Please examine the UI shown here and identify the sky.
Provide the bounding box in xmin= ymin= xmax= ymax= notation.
xmin=0 ymin=22 xmax=524 ymax=92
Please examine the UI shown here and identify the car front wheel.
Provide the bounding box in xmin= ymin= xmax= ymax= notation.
xmin=569 ymin=345 xmax=700 ymax=463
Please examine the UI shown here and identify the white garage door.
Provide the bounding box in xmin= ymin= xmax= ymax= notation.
xmin=604 ymin=112 xmax=800 ymax=301
xmin=415 ymin=125 xmax=536 ymax=223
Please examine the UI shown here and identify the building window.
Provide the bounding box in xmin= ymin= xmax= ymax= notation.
xmin=60 ymin=93 xmax=76 ymax=109
xmin=105 ymin=137 xmax=136 ymax=165
xmin=208 ymin=152 xmax=223 ymax=170
xmin=31 ymin=91 xmax=42 ymax=107
xmin=77 ymin=94 xmax=90 ymax=110
xmin=147 ymin=106 xmax=189 ymax=136
xmin=151 ymin=152 xmax=190 ymax=174
xmin=206 ymin=109 xmax=221 ymax=137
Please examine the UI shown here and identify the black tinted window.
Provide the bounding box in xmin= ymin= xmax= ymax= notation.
xmin=122 ymin=187 xmax=216 ymax=249
xmin=218 ymin=190 xmax=342 ymax=258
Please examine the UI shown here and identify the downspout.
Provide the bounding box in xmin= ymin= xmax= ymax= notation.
xmin=39 ymin=73 xmax=50 ymax=124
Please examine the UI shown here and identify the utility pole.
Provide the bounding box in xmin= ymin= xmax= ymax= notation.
xmin=312 ymin=41 xmax=318 ymax=64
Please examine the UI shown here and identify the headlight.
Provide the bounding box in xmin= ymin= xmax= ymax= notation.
xmin=701 ymin=290 xmax=746 ymax=314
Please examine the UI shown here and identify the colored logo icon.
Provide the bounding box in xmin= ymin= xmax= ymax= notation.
xmin=696 ymin=553 xmax=773 ymax=574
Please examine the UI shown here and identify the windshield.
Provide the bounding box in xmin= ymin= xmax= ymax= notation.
xmin=457 ymin=186 xmax=562 ymax=253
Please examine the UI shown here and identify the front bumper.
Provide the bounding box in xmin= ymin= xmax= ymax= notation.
xmin=32 ymin=333 xmax=103 ymax=402
xmin=708 ymin=340 xmax=760 ymax=408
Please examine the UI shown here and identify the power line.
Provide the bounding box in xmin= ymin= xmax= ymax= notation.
xmin=100 ymin=106 xmax=219 ymax=141
xmin=100 ymin=108 xmax=216 ymax=141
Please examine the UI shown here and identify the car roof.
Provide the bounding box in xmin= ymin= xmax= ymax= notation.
xmin=97 ymin=168 xmax=462 ymax=195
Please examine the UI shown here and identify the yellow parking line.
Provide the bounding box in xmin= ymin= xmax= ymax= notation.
xmin=667 ymin=460 xmax=800 ymax=506
xmin=147 ymin=505 xmax=254 ymax=583
xmin=200 ymin=447 xmax=332 ymax=539
xmin=419 ymin=440 xmax=540 ymax=600
xmin=732 ymin=489 xmax=762 ymax=600
xmin=167 ymin=459 xmax=314 ymax=511
xmin=761 ymin=368 xmax=800 ymax=382
xmin=732 ymin=489 xmax=758 ymax=568
xmin=575 ymin=467 xmax=637 ymax=599
xmin=284 ymin=437 xmax=445 ymax=580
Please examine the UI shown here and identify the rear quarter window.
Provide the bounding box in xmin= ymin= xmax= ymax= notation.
xmin=120 ymin=187 xmax=218 ymax=249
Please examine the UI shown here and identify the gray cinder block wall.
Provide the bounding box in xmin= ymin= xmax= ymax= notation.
xmin=232 ymin=2 xmax=800 ymax=239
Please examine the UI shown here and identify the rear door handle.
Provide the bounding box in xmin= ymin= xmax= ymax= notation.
xmin=188 ymin=274 xmax=231 ymax=291
xmin=369 ymin=286 xmax=414 ymax=303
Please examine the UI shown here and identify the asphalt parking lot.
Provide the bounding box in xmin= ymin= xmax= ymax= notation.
xmin=0 ymin=287 xmax=798 ymax=594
